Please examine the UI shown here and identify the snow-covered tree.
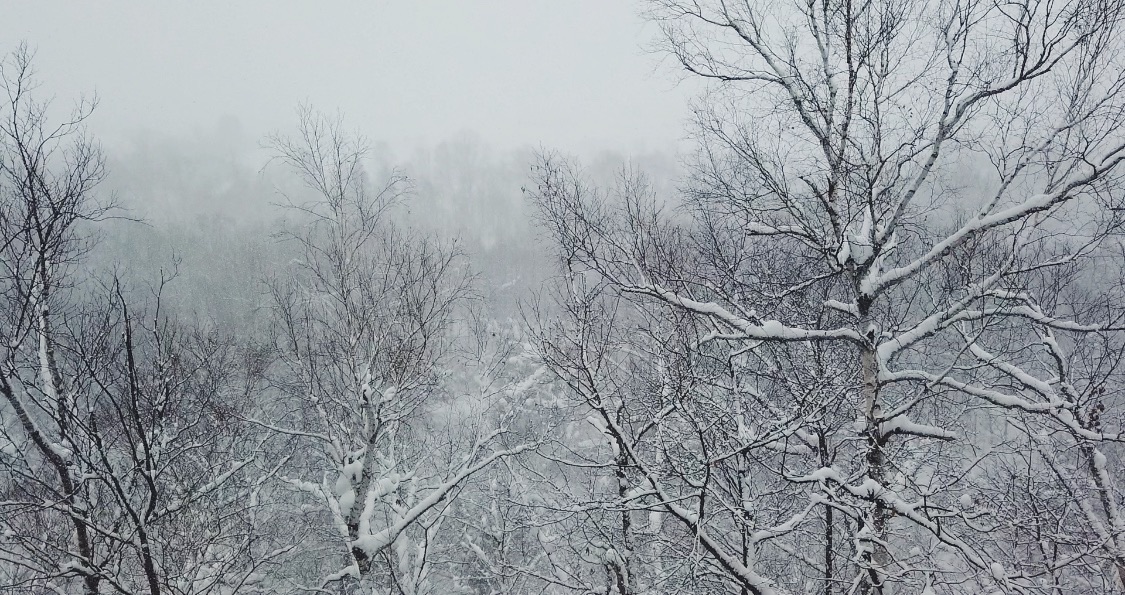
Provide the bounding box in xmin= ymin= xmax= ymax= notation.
xmin=260 ymin=108 xmax=535 ymax=594
xmin=528 ymin=0 xmax=1125 ymax=590
xmin=0 ymin=46 xmax=286 ymax=595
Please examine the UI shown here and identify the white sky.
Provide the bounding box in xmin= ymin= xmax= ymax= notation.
xmin=1 ymin=1 xmax=698 ymax=156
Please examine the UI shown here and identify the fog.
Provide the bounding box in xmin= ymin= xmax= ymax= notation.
xmin=1 ymin=2 xmax=696 ymax=154
xmin=6 ymin=2 xmax=1125 ymax=594
xmin=0 ymin=2 xmax=698 ymax=324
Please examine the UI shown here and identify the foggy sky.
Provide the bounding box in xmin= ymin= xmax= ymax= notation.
xmin=1 ymin=1 xmax=697 ymax=157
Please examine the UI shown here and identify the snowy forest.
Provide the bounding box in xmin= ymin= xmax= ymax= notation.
xmin=4 ymin=0 xmax=1125 ymax=593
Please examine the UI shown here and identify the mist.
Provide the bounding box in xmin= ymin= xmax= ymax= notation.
xmin=5 ymin=2 xmax=1125 ymax=594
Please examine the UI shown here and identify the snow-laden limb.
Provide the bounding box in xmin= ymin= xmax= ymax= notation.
xmin=319 ymin=563 xmax=360 ymax=587
xmin=237 ymin=415 xmax=334 ymax=445
xmin=789 ymin=467 xmax=1027 ymax=591
xmin=748 ymin=499 xmax=821 ymax=544
xmin=149 ymin=457 xmax=257 ymax=521
xmin=870 ymin=147 xmax=1125 ymax=296
xmin=988 ymin=295 xmax=1120 ymax=332
xmin=881 ymin=366 xmax=1054 ymax=411
xmin=825 ymin=299 xmax=859 ymax=318
xmin=878 ymin=415 xmax=957 ymax=441
xmin=875 ymin=266 xmax=1009 ymax=364
xmin=886 ymin=325 xmax=1124 ymax=443
xmin=623 ymin=282 xmax=863 ymax=343
xmin=351 ymin=441 xmax=534 ymax=556
xmin=1087 ymin=446 xmax=1125 ymax=549
xmin=0 ymin=374 xmax=74 ymax=470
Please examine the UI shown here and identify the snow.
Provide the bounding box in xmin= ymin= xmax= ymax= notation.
xmin=639 ymin=284 xmax=863 ymax=343
xmin=850 ymin=208 xmax=874 ymax=264
xmin=352 ymin=442 xmax=534 ymax=556
xmin=326 ymin=456 xmax=366 ymax=521
xmin=825 ymin=299 xmax=858 ymax=317
xmin=836 ymin=238 xmax=852 ymax=266
xmin=736 ymin=415 xmax=754 ymax=443
xmin=38 ymin=325 xmax=58 ymax=403
xmin=759 ymin=319 xmax=785 ymax=335
xmin=792 ymin=467 xmax=844 ymax=484
xmin=623 ymin=486 xmax=652 ymax=501
xmin=320 ymin=564 xmax=360 ymax=584
xmin=879 ymin=416 xmax=957 ymax=440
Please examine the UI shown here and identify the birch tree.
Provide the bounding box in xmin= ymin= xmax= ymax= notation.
xmin=262 ymin=108 xmax=534 ymax=594
xmin=0 ymin=45 xmax=285 ymax=594
xmin=528 ymin=0 xmax=1125 ymax=591
xmin=0 ymin=42 xmax=110 ymax=595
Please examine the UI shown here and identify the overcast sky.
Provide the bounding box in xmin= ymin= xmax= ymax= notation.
xmin=1 ymin=1 xmax=698 ymax=157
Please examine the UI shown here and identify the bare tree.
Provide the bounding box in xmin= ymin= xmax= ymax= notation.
xmin=0 ymin=46 xmax=287 ymax=595
xmin=528 ymin=0 xmax=1125 ymax=590
xmin=261 ymin=108 xmax=535 ymax=594
xmin=0 ymin=43 xmax=113 ymax=595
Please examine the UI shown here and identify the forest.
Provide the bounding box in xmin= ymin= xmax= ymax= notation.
xmin=4 ymin=0 xmax=1125 ymax=593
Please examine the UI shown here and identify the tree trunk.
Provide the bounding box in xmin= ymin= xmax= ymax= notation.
xmin=860 ymin=307 xmax=887 ymax=595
